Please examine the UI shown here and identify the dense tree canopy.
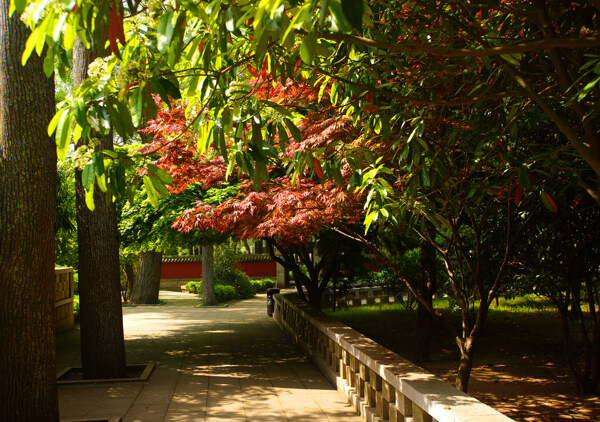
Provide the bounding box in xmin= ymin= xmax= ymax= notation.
xmin=12 ymin=0 xmax=600 ymax=394
xmin=16 ymin=0 xmax=600 ymax=205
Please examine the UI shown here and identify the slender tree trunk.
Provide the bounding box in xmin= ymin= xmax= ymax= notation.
xmin=130 ymin=251 xmax=162 ymax=304
xmin=455 ymin=337 xmax=474 ymax=393
xmin=202 ymin=244 xmax=217 ymax=305
xmin=416 ymin=238 xmax=437 ymax=363
xmin=0 ymin=2 xmax=59 ymax=419
xmin=74 ymin=38 xmax=126 ymax=379
xmin=123 ymin=258 xmax=136 ymax=302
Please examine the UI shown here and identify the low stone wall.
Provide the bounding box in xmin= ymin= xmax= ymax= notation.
xmin=273 ymin=293 xmax=513 ymax=422
xmin=55 ymin=267 xmax=74 ymax=334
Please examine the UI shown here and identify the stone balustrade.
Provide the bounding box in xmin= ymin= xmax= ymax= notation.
xmin=325 ymin=286 xmax=409 ymax=308
xmin=55 ymin=267 xmax=74 ymax=333
xmin=273 ymin=292 xmax=513 ymax=422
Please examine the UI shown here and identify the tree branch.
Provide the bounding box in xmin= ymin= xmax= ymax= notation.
xmin=303 ymin=30 xmax=600 ymax=58
xmin=316 ymin=67 xmax=529 ymax=106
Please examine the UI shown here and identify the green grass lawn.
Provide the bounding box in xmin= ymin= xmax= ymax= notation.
xmin=325 ymin=294 xmax=561 ymax=364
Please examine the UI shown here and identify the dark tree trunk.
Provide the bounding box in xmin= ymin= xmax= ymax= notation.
xmin=202 ymin=244 xmax=217 ymax=305
xmin=558 ymin=301 xmax=600 ymax=395
xmin=73 ymin=38 xmax=126 ymax=379
xmin=0 ymin=2 xmax=59 ymax=419
xmin=130 ymin=251 xmax=162 ymax=304
xmin=416 ymin=238 xmax=437 ymax=363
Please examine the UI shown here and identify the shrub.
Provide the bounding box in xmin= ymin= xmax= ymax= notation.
xmin=184 ymin=281 xmax=202 ymax=294
xmin=213 ymin=245 xmax=255 ymax=299
xmin=214 ymin=244 xmax=240 ymax=284
xmin=251 ymin=278 xmax=276 ymax=293
xmin=231 ymin=271 xmax=255 ymax=299
xmin=214 ymin=285 xmax=237 ymax=302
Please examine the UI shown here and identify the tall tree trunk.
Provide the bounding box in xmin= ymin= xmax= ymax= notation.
xmin=0 ymin=2 xmax=59 ymax=419
xmin=202 ymin=244 xmax=217 ymax=305
xmin=130 ymin=251 xmax=162 ymax=304
xmin=416 ymin=238 xmax=437 ymax=363
xmin=73 ymin=38 xmax=126 ymax=379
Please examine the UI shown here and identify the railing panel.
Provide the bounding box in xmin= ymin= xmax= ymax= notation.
xmin=55 ymin=267 xmax=74 ymax=333
xmin=273 ymin=292 xmax=513 ymax=422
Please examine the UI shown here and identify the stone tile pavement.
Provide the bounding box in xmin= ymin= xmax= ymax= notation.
xmin=56 ymin=291 xmax=362 ymax=422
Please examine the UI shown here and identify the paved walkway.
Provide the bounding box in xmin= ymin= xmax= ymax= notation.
xmin=56 ymin=291 xmax=362 ymax=422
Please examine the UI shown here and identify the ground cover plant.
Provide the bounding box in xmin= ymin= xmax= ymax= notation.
xmin=184 ymin=281 xmax=202 ymax=294
xmin=326 ymin=296 xmax=600 ymax=421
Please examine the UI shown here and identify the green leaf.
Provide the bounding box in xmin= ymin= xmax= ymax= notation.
xmin=143 ymin=175 xmax=159 ymax=208
xmin=92 ymin=151 xmax=105 ymax=176
xmin=55 ymin=111 xmax=73 ymax=160
xmin=22 ymin=27 xmax=40 ymax=66
xmin=96 ymin=173 xmax=108 ymax=193
xmin=13 ymin=0 xmax=27 ymax=13
xmin=251 ymin=120 xmax=263 ymax=146
xmin=64 ymin=19 xmax=76 ymax=50
xmin=106 ymin=102 xmax=126 ymax=139
xmin=48 ymin=108 xmax=67 ymax=137
xmin=157 ymin=10 xmax=175 ymax=54
xmin=177 ymin=0 xmax=209 ymax=21
xmin=85 ymin=182 xmax=95 ymax=211
xmin=260 ymin=100 xmax=293 ymax=118
xmin=277 ymin=123 xmax=289 ymax=152
xmin=131 ymin=86 xmax=144 ymax=127
xmin=147 ymin=163 xmax=173 ymax=186
xmin=329 ymin=0 xmax=352 ymax=33
xmin=341 ymin=0 xmax=363 ymax=31
xmin=577 ymin=74 xmax=600 ymax=101
xmin=151 ymin=77 xmax=182 ymax=109
xmin=225 ymin=6 xmax=236 ymax=32
xmin=82 ymin=162 xmax=95 ymax=190
xmin=72 ymin=98 xmax=87 ymax=128
xmin=116 ymin=100 xmax=135 ymax=136
xmin=300 ymin=31 xmax=317 ymax=65
xmin=283 ymin=118 xmax=302 ymax=142
xmin=43 ymin=46 xmax=54 ymax=78
xmin=150 ymin=174 xmax=170 ymax=197
xmin=142 ymin=88 xmax=159 ymax=121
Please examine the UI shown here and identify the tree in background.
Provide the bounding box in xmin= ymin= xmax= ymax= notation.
xmin=515 ymin=188 xmax=600 ymax=394
xmin=119 ymin=180 xmax=236 ymax=305
xmin=56 ymin=160 xmax=78 ymax=268
xmin=0 ymin=1 xmax=58 ymax=418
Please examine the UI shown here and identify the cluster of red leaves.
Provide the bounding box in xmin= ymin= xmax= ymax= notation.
xmin=287 ymin=114 xmax=356 ymax=158
xmin=139 ymin=78 xmax=365 ymax=245
xmin=138 ymin=99 xmax=229 ymax=193
xmin=173 ymin=177 xmax=362 ymax=244
xmin=251 ymin=75 xmax=321 ymax=107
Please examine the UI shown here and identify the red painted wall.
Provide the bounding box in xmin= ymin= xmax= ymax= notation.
xmin=161 ymin=260 xmax=277 ymax=279
xmin=237 ymin=261 xmax=277 ymax=277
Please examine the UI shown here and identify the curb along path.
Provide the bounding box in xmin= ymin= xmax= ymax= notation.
xmin=55 ymin=291 xmax=363 ymax=422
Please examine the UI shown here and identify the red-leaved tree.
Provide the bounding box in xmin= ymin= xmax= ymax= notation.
xmin=140 ymin=77 xmax=369 ymax=308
